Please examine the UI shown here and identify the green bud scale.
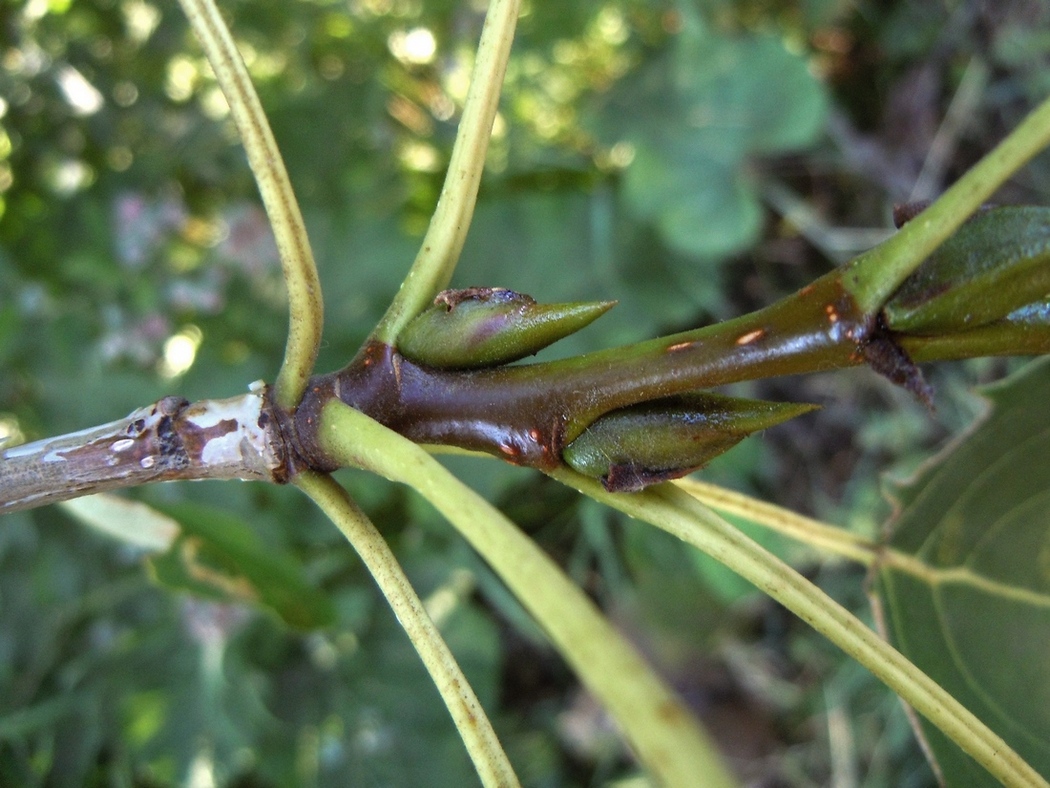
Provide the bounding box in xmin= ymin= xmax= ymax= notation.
xmin=562 ymin=393 xmax=817 ymax=492
xmin=885 ymin=206 xmax=1050 ymax=334
xmin=397 ymin=287 xmax=615 ymax=370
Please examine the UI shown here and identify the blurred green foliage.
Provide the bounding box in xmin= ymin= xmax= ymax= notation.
xmin=1 ymin=0 xmax=1049 ymax=784
xmin=589 ymin=5 xmax=827 ymax=260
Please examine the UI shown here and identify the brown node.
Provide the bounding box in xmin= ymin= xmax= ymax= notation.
xmin=861 ymin=313 xmax=934 ymax=409
xmin=156 ymin=412 xmax=190 ymax=469
xmin=892 ymin=201 xmax=933 ymax=229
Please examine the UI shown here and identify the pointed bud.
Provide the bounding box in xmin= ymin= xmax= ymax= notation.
xmin=398 ymin=287 xmax=615 ymax=369
xmin=903 ymin=301 xmax=1050 ymax=361
xmin=562 ymin=393 xmax=817 ymax=492
xmin=885 ymin=206 xmax=1050 ymax=334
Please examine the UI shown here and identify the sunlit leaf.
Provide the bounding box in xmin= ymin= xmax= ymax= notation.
xmin=875 ymin=357 xmax=1050 ymax=785
xmin=59 ymin=493 xmax=180 ymax=552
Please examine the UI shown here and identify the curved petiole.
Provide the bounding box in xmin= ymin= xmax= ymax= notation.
xmin=674 ymin=478 xmax=877 ymax=565
xmin=295 ymin=471 xmax=520 ymax=788
xmin=675 ymin=478 xmax=1050 ymax=608
xmin=555 ymin=470 xmax=1047 ymax=788
xmin=315 ymin=399 xmax=739 ymax=788
xmin=372 ymin=0 xmax=523 ymax=344
xmin=177 ymin=0 xmax=324 ymax=409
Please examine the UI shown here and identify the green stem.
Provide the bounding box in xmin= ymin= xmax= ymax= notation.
xmin=177 ymin=0 xmax=323 ymax=409
xmin=301 ymin=271 xmax=866 ymax=469
xmin=316 ymin=400 xmax=740 ymax=788
xmin=373 ymin=0 xmax=522 ymax=344
xmin=843 ymin=93 xmax=1050 ymax=313
xmin=303 ymin=258 xmax=1050 ymax=476
xmin=295 ymin=471 xmax=519 ymax=788
xmin=555 ymin=471 xmax=1047 ymax=788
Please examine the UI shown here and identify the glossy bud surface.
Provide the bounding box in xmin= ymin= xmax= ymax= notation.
xmin=563 ymin=393 xmax=817 ymax=492
xmin=398 ymin=288 xmax=615 ymax=369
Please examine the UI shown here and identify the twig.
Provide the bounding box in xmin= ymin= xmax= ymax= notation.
xmin=0 ymin=388 xmax=286 ymax=514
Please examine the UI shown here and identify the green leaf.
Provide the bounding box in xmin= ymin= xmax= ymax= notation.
xmin=147 ymin=502 xmax=335 ymax=630
xmin=875 ymin=357 xmax=1050 ymax=785
xmin=622 ymin=142 xmax=762 ymax=260
xmin=591 ymin=16 xmax=827 ymax=260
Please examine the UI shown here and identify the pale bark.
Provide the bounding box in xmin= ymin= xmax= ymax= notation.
xmin=0 ymin=385 xmax=288 ymax=514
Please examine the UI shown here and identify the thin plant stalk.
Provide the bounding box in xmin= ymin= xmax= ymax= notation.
xmin=843 ymin=93 xmax=1050 ymax=312
xmin=316 ymin=400 xmax=739 ymax=788
xmin=555 ymin=471 xmax=1047 ymax=788
xmin=675 ymin=479 xmax=877 ymax=566
xmin=373 ymin=0 xmax=522 ymax=344
xmin=676 ymin=479 xmax=1049 ymax=609
xmin=177 ymin=0 xmax=324 ymax=408
xmin=295 ymin=471 xmax=520 ymax=788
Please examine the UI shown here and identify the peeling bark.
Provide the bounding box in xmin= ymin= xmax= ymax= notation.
xmin=0 ymin=384 xmax=289 ymax=514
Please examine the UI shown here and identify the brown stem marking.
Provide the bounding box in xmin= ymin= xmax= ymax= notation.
xmin=0 ymin=388 xmax=288 ymax=514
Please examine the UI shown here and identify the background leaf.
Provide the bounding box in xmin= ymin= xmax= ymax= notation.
xmin=148 ymin=501 xmax=336 ymax=630
xmin=589 ymin=10 xmax=828 ymax=260
xmin=59 ymin=493 xmax=180 ymax=553
xmin=876 ymin=357 xmax=1050 ymax=785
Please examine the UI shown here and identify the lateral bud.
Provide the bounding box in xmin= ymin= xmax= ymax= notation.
xmin=884 ymin=206 xmax=1050 ymax=335
xmin=397 ymin=287 xmax=615 ymax=369
xmin=562 ymin=393 xmax=817 ymax=493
